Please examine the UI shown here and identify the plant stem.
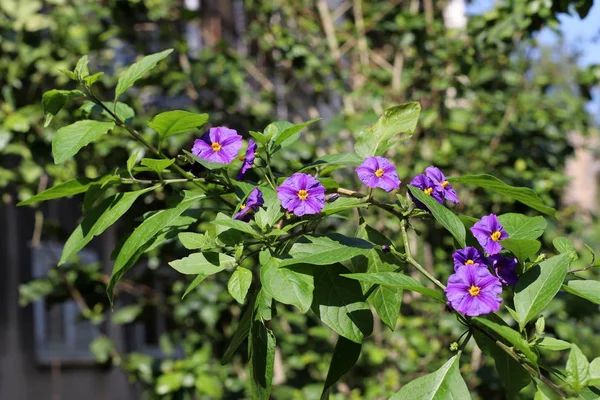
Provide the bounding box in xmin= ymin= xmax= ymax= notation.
xmin=336 ymin=187 xmax=403 ymax=217
xmin=84 ymin=87 xmax=195 ymax=181
xmin=399 ymin=219 xmax=446 ymax=291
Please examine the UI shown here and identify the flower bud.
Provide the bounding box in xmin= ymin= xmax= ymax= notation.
xmin=381 ymin=244 xmax=391 ymax=253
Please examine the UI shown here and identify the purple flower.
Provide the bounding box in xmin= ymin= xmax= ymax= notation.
xmin=453 ymin=247 xmax=486 ymax=271
xmin=234 ymin=188 xmax=264 ymax=221
xmin=445 ymin=263 xmax=503 ymax=316
xmin=470 ymin=214 xmax=508 ymax=255
xmin=276 ymin=173 xmax=326 ymax=216
xmin=408 ymin=174 xmax=444 ymax=209
xmin=355 ymin=156 xmax=401 ymax=192
xmin=487 ymin=254 xmax=518 ymax=286
xmin=192 ymin=126 xmax=242 ymax=164
xmin=425 ymin=166 xmax=459 ymax=203
xmin=236 ymin=139 xmax=257 ymax=180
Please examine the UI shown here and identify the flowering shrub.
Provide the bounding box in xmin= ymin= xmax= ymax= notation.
xmin=21 ymin=50 xmax=600 ymax=399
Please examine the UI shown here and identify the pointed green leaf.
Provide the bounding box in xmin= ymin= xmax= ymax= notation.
xmin=473 ymin=317 xmax=538 ymax=364
xmin=566 ymin=344 xmax=590 ymax=394
xmin=148 ymin=110 xmax=209 ymax=139
xmin=115 ymin=49 xmax=173 ymax=101
xmin=228 ymin=267 xmax=253 ymax=304
xmin=270 ymin=118 xmax=320 ymax=150
xmin=127 ymin=150 xmax=141 ymax=178
xmin=562 ymin=280 xmax=600 ymax=305
xmin=553 ymin=237 xmax=578 ymax=259
xmin=355 ymin=102 xmax=421 ymax=158
xmin=42 ymin=89 xmax=84 ymax=127
xmin=84 ymin=72 xmax=104 ymax=86
xmin=390 ymin=353 xmax=470 ymax=400
xmin=108 ymin=192 xmax=206 ymax=302
xmin=501 ymin=238 xmax=541 ymax=263
xmin=52 ymin=120 xmax=115 ymax=163
xmin=408 ymin=186 xmax=466 ymax=248
xmin=312 ymin=264 xmax=373 ymax=343
xmin=320 ymin=336 xmax=362 ymax=400
xmin=178 ymin=232 xmax=213 ymax=251
xmin=211 ymin=214 xmax=261 ymax=237
xmin=249 ymin=320 xmax=275 ymax=400
xmin=536 ymin=337 xmax=572 ymax=351
xmin=221 ymin=292 xmax=257 ymax=364
xmin=341 ymin=272 xmax=445 ymax=303
xmin=17 ymin=175 xmax=117 ymax=206
xmin=514 ymin=253 xmax=571 ymax=329
xmin=169 ymin=252 xmax=235 ymax=275
xmin=589 ymin=358 xmax=600 ymax=386
xmin=260 ymin=258 xmax=314 ymax=313
xmin=141 ymin=158 xmax=175 ymax=175
xmin=498 ymin=213 xmax=547 ymax=240
xmin=282 ymin=233 xmax=374 ymax=267
xmin=74 ymin=55 xmax=89 ymax=79
xmin=448 ymin=174 xmax=555 ymax=217
xmin=60 ymin=186 xmax=157 ymax=265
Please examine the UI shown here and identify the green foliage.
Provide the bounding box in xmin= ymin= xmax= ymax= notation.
xmin=114 ymin=49 xmax=174 ymax=101
xmin=148 ymin=110 xmax=208 ymax=140
xmin=52 ymin=120 xmax=115 ymax=164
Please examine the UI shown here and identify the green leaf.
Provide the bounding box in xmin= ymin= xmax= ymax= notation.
xmin=589 ymin=358 xmax=600 ymax=386
xmin=320 ymin=336 xmax=362 ymax=400
xmin=281 ymin=233 xmax=374 ymax=267
xmin=80 ymin=101 xmax=135 ymax=124
xmin=126 ymin=150 xmax=140 ymax=178
xmin=536 ymin=337 xmax=572 ymax=351
xmin=354 ymin=102 xmax=421 ymax=158
xmin=60 ymin=186 xmax=157 ymax=265
xmin=115 ymin=49 xmax=173 ymax=101
xmin=323 ymin=197 xmax=369 ymax=215
xmin=169 ymin=252 xmax=235 ymax=275
xmin=148 ymin=110 xmax=209 ymax=139
xmin=474 ymin=331 xmax=531 ymax=398
xmin=448 ymin=174 xmax=555 ymax=217
xmin=228 ymin=267 xmax=253 ymax=304
xmin=498 ymin=213 xmax=547 ymax=240
xmin=42 ymin=89 xmax=83 ymax=127
xmin=74 ymin=55 xmax=89 ymax=79
xmin=312 ymin=264 xmax=373 ymax=343
xmin=349 ymin=229 xmax=403 ymax=330
xmin=182 ymin=274 xmax=207 ymax=299
xmin=473 ymin=317 xmax=538 ymax=364
xmin=221 ymin=292 xmax=257 ymax=364
xmin=260 ymin=258 xmax=314 ymax=313
xmin=553 ymin=237 xmax=578 ymax=259
xmin=256 ymin=289 xmax=274 ymax=321
xmin=52 ymin=120 xmax=115 ymax=164
xmin=183 ymin=149 xmax=230 ymax=170
xmin=17 ymin=175 xmax=116 ymax=206
xmin=300 ymin=152 xmax=364 ymax=171
xmin=341 ymin=272 xmax=445 ymax=303
xmin=211 ymin=215 xmax=261 ymax=237
xmin=178 ymin=232 xmax=213 ymax=250
xmin=156 ymin=372 xmax=183 ymax=395
xmin=108 ymin=193 xmax=206 ymax=302
xmin=501 ymin=238 xmax=541 ymax=263
xmin=389 ymin=353 xmax=470 ymax=400
xmin=562 ymin=280 xmax=600 ymax=305
xmin=249 ymin=130 xmax=268 ymax=145
xmin=566 ymin=344 xmax=591 ymax=394
xmin=89 ymin=336 xmax=115 ymax=364
xmin=84 ymin=71 xmax=104 ymax=86
xmin=249 ymin=320 xmax=275 ymax=400
xmin=270 ymin=118 xmax=320 ymax=150
xmin=514 ymin=253 xmax=571 ymax=329
xmin=112 ymin=304 xmax=143 ymax=324
xmin=408 ymin=186 xmax=466 ymax=248
xmin=140 ymin=158 xmax=175 ymax=175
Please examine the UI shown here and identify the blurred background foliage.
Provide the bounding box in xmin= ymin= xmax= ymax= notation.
xmin=2 ymin=0 xmax=599 ymax=398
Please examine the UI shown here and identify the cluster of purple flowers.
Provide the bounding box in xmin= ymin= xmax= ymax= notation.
xmin=190 ymin=127 xmax=522 ymax=318
xmin=408 ymin=166 xmax=459 ymax=209
xmin=192 ymin=127 xmax=265 ymax=220
xmin=445 ymin=214 xmax=517 ymax=316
